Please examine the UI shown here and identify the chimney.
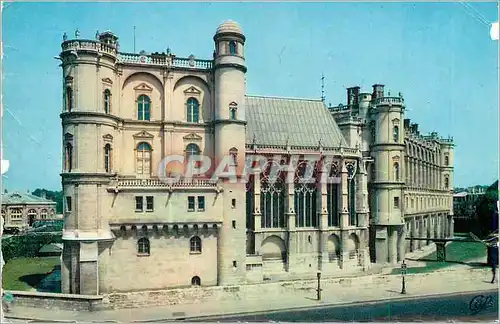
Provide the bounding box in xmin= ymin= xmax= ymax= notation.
xmin=347 ymin=86 xmax=360 ymax=106
xmin=410 ymin=123 xmax=419 ymax=134
xmin=372 ymin=84 xmax=385 ymax=100
xmin=404 ymin=119 xmax=411 ymax=129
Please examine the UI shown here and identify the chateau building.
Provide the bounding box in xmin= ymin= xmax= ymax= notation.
xmin=329 ymin=90 xmax=455 ymax=262
xmin=1 ymin=191 xmax=58 ymax=233
xmin=58 ymin=21 xmax=454 ymax=295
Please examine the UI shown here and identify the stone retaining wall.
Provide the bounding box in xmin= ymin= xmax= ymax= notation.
xmin=5 ymin=290 xmax=103 ymax=311
xmin=6 ymin=268 xmax=490 ymax=311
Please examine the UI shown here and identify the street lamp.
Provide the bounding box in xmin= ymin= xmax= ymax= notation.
xmin=401 ymin=259 xmax=407 ymax=294
xmin=316 ymin=270 xmax=322 ymax=301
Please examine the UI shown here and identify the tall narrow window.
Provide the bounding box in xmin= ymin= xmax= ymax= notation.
xmin=346 ymin=163 xmax=356 ymax=226
xmin=136 ymin=142 xmax=151 ymax=175
xmin=230 ymin=107 xmax=237 ymax=120
xmin=65 ymin=143 xmax=73 ymax=172
xmin=103 ymin=89 xmax=111 ymax=114
xmin=444 ymin=155 xmax=449 ymax=166
xmin=294 ymin=162 xmax=318 ymax=228
xmin=135 ymin=196 xmax=143 ymax=212
xmin=186 ymin=98 xmax=199 ymax=123
xmin=197 ymin=196 xmax=205 ymax=211
xmin=190 ymin=236 xmax=202 ymax=253
xmin=444 ymin=176 xmax=449 ymax=189
xmin=327 ymin=163 xmax=340 ymax=227
xmin=188 ymin=196 xmax=195 ymax=211
xmin=185 ymin=143 xmax=201 ymax=169
xmin=146 ymin=196 xmax=154 ymax=211
xmin=229 ymin=102 xmax=238 ymax=120
xmin=66 ymin=87 xmax=73 ymax=112
xmin=393 ymin=162 xmax=400 ymax=182
xmin=104 ymin=144 xmax=112 ymax=173
xmin=66 ymin=197 xmax=72 ymax=212
xmin=137 ymin=95 xmax=151 ymax=121
xmin=229 ymin=147 xmax=238 ymax=166
xmin=393 ymin=125 xmax=399 ymax=143
xmin=229 ymin=41 xmax=237 ymax=55
xmin=137 ymin=237 xmax=150 ymax=255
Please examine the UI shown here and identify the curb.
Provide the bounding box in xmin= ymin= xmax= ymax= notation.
xmin=6 ymin=288 xmax=498 ymax=323
xmin=170 ymin=288 xmax=499 ymax=322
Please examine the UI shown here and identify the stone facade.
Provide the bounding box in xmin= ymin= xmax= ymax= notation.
xmin=330 ymin=87 xmax=455 ymax=264
xmin=58 ymin=21 xmax=453 ymax=295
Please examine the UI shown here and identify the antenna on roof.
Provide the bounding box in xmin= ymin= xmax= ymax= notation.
xmin=321 ymin=74 xmax=326 ymax=103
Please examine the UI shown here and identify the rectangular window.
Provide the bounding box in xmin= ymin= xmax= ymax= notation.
xmin=394 ymin=197 xmax=400 ymax=209
xmin=135 ymin=196 xmax=143 ymax=212
xmin=66 ymin=196 xmax=72 ymax=212
xmin=188 ymin=196 xmax=195 ymax=212
xmin=146 ymin=196 xmax=154 ymax=212
xmin=197 ymin=196 xmax=205 ymax=211
xmin=231 ymin=198 xmax=236 ymax=209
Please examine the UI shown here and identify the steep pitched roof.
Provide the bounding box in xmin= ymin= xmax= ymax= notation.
xmin=245 ymin=95 xmax=347 ymax=147
xmin=1 ymin=192 xmax=57 ymax=205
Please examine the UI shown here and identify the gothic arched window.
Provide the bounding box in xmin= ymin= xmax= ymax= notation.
xmin=186 ymin=98 xmax=199 ymax=123
xmin=136 ymin=142 xmax=151 ymax=175
xmin=294 ymin=161 xmax=318 ymax=228
xmin=137 ymin=95 xmax=151 ymax=121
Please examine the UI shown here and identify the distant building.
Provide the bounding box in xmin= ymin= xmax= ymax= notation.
xmin=1 ymin=191 xmax=57 ymax=233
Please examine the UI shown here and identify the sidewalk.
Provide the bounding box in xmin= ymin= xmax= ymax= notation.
xmin=6 ymin=267 xmax=497 ymax=323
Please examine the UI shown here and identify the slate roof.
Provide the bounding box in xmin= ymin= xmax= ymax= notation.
xmin=245 ymin=95 xmax=347 ymax=147
xmin=1 ymin=192 xmax=57 ymax=205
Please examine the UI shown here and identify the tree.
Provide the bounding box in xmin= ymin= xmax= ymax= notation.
xmin=473 ymin=180 xmax=499 ymax=239
xmin=32 ymin=189 xmax=63 ymax=214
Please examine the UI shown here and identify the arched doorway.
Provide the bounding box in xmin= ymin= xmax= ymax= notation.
xmin=261 ymin=235 xmax=287 ymax=273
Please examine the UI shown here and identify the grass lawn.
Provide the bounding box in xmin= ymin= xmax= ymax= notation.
xmin=390 ymin=241 xmax=487 ymax=275
xmin=2 ymin=256 xmax=60 ymax=291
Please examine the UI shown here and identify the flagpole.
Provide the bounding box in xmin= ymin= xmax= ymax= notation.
xmin=133 ymin=26 xmax=136 ymax=53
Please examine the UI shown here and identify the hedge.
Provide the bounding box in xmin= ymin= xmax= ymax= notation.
xmin=2 ymin=233 xmax=63 ymax=262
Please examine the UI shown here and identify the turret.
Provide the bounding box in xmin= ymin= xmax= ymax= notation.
xmin=212 ymin=21 xmax=247 ymax=285
xmin=58 ymin=30 xmax=117 ymax=295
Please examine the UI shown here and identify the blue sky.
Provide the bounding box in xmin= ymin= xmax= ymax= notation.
xmin=1 ymin=2 xmax=498 ymax=191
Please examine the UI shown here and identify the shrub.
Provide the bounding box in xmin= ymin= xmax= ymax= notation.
xmin=2 ymin=233 xmax=63 ymax=262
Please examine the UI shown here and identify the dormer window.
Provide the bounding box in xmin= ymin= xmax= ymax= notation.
xmin=228 ymin=41 xmax=237 ymax=55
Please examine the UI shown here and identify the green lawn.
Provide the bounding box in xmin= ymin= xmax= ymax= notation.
xmin=390 ymin=241 xmax=488 ymax=275
xmin=2 ymin=256 xmax=60 ymax=291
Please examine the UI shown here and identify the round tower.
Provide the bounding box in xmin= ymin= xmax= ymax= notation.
xmin=213 ymin=21 xmax=247 ymax=285
xmin=59 ymin=30 xmax=118 ymax=295
xmin=369 ymin=85 xmax=405 ymax=265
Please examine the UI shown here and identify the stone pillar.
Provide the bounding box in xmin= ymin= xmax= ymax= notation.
xmin=388 ymin=226 xmax=398 ymax=264
xmin=410 ymin=218 xmax=416 ymax=252
xmin=79 ymin=241 xmax=98 ymax=295
xmin=418 ymin=216 xmax=424 ymax=249
xmin=339 ymin=160 xmax=349 ymax=228
xmin=375 ymin=226 xmax=388 ymax=263
xmin=398 ymin=225 xmax=406 ymax=262
xmin=356 ymin=160 xmax=369 ymax=228
xmin=252 ymin=173 xmax=262 ymax=254
xmin=449 ymin=216 xmax=454 ymax=238
xmin=286 ymin=180 xmax=296 ymax=273
xmin=318 ymin=166 xmax=329 ymax=270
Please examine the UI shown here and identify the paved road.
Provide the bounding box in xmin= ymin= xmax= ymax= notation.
xmin=191 ymin=289 xmax=499 ymax=322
